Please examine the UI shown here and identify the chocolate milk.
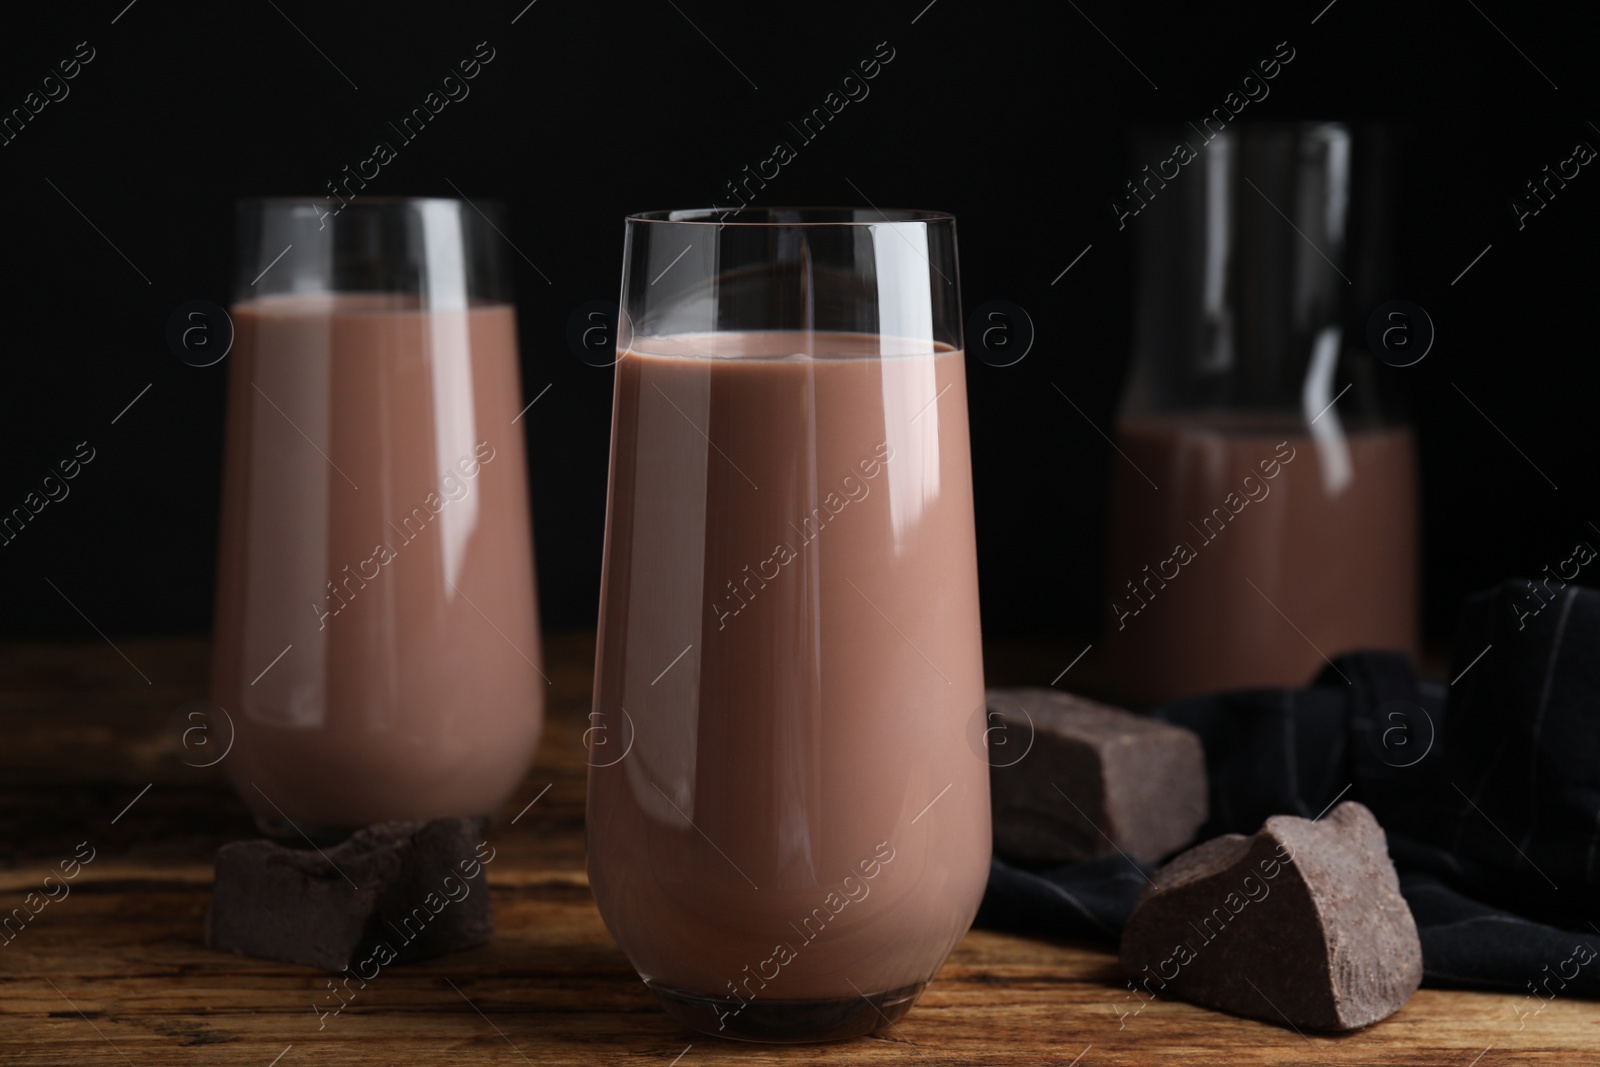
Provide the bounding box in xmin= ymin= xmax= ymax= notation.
xmin=1104 ymin=414 xmax=1418 ymax=704
xmin=587 ymin=332 xmax=990 ymax=1014
xmin=213 ymin=294 xmax=544 ymax=831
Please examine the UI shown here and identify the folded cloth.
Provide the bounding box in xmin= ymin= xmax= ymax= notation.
xmin=977 ymin=580 xmax=1600 ymax=996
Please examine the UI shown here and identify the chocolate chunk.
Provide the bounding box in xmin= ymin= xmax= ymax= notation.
xmin=986 ymin=687 xmax=1207 ymax=864
xmin=1119 ymin=801 xmax=1422 ymax=1031
xmin=205 ymin=817 xmax=494 ymax=970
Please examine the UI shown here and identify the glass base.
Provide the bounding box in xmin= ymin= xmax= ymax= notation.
xmin=250 ymin=814 xmax=488 ymax=845
xmin=251 ymin=815 xmax=356 ymax=845
xmin=646 ymin=979 xmax=926 ymax=1043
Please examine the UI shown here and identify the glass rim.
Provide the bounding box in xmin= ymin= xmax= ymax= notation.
xmin=626 ymin=206 xmax=955 ymax=227
xmin=234 ymin=195 xmax=503 ymax=212
xmin=1130 ymin=119 xmax=1354 ymax=132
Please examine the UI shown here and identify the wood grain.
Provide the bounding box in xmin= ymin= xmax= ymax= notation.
xmin=0 ymin=636 xmax=1592 ymax=1065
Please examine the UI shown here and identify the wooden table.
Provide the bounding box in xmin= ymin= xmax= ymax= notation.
xmin=1 ymin=636 xmax=1592 ymax=1065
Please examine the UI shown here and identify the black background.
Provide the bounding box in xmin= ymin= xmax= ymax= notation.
xmin=1 ymin=0 xmax=1594 ymax=647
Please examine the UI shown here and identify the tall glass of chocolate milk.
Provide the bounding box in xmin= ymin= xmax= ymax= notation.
xmin=1105 ymin=124 xmax=1419 ymax=704
xmin=588 ymin=209 xmax=989 ymax=1042
xmin=213 ymin=198 xmax=544 ymax=835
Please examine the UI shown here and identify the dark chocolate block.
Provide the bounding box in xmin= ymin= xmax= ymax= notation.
xmin=986 ymin=687 xmax=1207 ymax=864
xmin=1119 ymin=801 xmax=1422 ymax=1031
xmin=205 ymin=818 xmax=494 ymax=970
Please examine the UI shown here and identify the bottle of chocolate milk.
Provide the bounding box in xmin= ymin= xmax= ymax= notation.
xmin=213 ymin=199 xmax=544 ymax=834
xmin=1103 ymin=125 xmax=1419 ymax=704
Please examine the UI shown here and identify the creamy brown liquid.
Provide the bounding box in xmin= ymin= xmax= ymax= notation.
xmin=1104 ymin=415 xmax=1418 ymax=704
xmin=587 ymin=331 xmax=990 ymax=1003
xmin=213 ymin=294 xmax=544 ymax=830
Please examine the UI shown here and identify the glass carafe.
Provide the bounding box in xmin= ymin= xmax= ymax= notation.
xmin=1104 ymin=123 xmax=1418 ymax=705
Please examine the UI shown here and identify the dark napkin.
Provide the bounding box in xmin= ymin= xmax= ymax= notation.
xmin=977 ymin=580 xmax=1600 ymax=996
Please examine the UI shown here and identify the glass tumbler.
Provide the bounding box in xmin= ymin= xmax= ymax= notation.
xmin=212 ymin=197 xmax=545 ymax=836
xmin=587 ymin=208 xmax=990 ymax=1042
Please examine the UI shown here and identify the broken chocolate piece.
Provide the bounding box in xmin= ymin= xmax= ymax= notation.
xmin=1119 ymin=801 xmax=1422 ymax=1031
xmin=986 ymin=687 xmax=1207 ymax=864
xmin=205 ymin=817 xmax=493 ymax=970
